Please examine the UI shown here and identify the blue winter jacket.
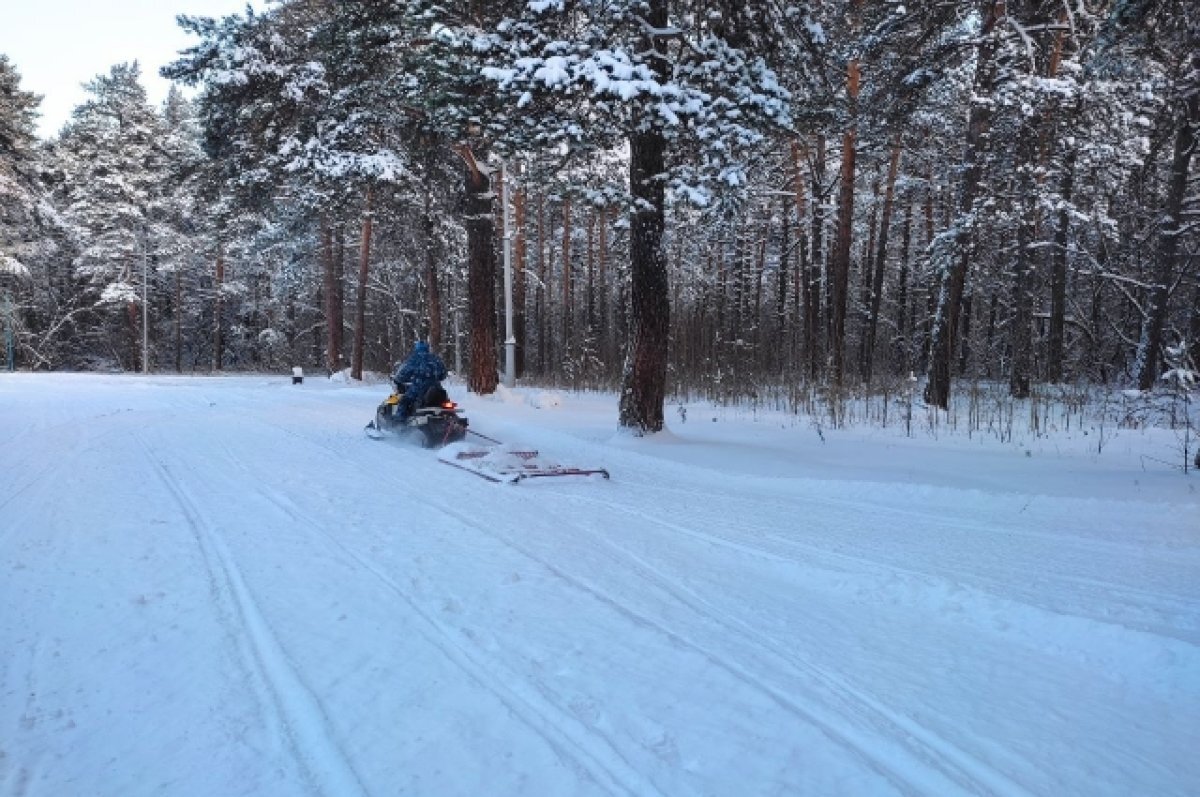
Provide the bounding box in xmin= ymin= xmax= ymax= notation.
xmin=394 ymin=342 xmax=448 ymax=406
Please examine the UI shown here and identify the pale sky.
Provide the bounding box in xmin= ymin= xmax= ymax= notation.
xmin=1 ymin=0 xmax=263 ymax=138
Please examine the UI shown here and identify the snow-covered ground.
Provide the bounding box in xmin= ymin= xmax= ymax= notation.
xmin=1 ymin=372 xmax=1196 ymax=797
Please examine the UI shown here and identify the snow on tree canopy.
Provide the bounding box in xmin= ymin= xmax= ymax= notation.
xmin=0 ymin=254 xmax=31 ymax=280
xmin=472 ymin=1 xmax=798 ymax=210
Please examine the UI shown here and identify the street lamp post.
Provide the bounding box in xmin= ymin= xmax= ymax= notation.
xmin=501 ymin=161 xmax=516 ymax=388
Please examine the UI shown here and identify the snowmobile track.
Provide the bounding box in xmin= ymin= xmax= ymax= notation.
xmin=138 ymin=433 xmax=370 ymax=797
xmin=210 ymin=438 xmax=662 ymax=797
xmin=571 ymin=480 xmax=1200 ymax=642
xmin=463 ymin=487 xmax=1034 ymax=797
xmin=253 ymin=424 xmax=998 ymax=795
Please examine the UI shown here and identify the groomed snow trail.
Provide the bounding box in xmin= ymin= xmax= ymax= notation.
xmin=1 ymin=374 xmax=1197 ymax=797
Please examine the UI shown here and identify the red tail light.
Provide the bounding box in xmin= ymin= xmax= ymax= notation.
xmin=442 ymin=401 xmax=457 ymax=410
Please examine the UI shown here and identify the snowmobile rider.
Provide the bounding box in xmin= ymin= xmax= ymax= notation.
xmin=392 ymin=341 xmax=448 ymax=422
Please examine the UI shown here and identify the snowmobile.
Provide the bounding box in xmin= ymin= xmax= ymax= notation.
xmin=365 ymin=381 xmax=469 ymax=448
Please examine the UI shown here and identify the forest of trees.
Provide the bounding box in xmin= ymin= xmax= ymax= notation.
xmin=1 ymin=1 xmax=1196 ymax=432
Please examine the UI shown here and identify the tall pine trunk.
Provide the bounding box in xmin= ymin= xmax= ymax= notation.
xmin=514 ymin=179 xmax=527 ymax=377
xmin=423 ymin=146 xmax=443 ymax=352
xmin=895 ymin=192 xmax=914 ymax=374
xmin=213 ymin=247 xmax=224 ymax=372
xmin=1044 ymin=20 xmax=1073 ymax=383
xmin=321 ymin=221 xmax=340 ymax=374
xmin=458 ymin=145 xmax=499 ymax=395
xmin=1135 ymin=90 xmax=1197 ymax=390
xmin=174 ymin=268 xmax=182 ymax=373
xmin=351 ymin=185 xmax=373 ymax=381
xmin=536 ymin=192 xmax=548 ymax=374
xmin=808 ymin=137 xmax=825 ymax=381
xmin=561 ymin=195 xmax=572 ymax=348
xmin=863 ymin=134 xmax=903 ymax=384
xmin=925 ymin=0 xmax=1003 ymax=409
xmin=1046 ymin=148 xmax=1075 ymax=382
xmin=618 ymin=0 xmax=670 ymax=433
xmin=829 ymin=60 xmax=860 ymax=387
xmin=334 ymin=224 xmax=346 ymax=370
xmin=597 ymin=206 xmax=609 ymax=363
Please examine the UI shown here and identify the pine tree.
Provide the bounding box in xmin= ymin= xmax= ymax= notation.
xmin=0 ymin=54 xmax=46 ymax=268
xmin=51 ymin=63 xmax=169 ymax=370
xmin=475 ymin=1 xmax=797 ymax=431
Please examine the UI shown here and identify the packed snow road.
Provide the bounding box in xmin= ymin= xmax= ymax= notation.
xmin=1 ymin=373 xmax=1197 ymax=796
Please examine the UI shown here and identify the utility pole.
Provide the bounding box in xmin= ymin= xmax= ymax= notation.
xmin=502 ymin=161 xmax=516 ymax=388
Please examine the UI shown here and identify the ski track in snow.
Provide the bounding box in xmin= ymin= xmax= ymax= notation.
xmin=553 ymin=482 xmax=1199 ymax=646
xmin=534 ymin=468 xmax=1200 ymax=645
xmin=207 ymin=436 xmax=664 ymax=797
xmin=426 ymin=497 xmax=1023 ymax=797
xmin=259 ymin=421 xmax=1019 ymax=797
xmin=196 ymin=390 xmax=1197 ymax=796
xmin=136 ymin=432 xmax=370 ymax=797
xmin=518 ymin=491 xmax=1032 ymax=796
xmin=2 ymin=375 xmax=1197 ymax=797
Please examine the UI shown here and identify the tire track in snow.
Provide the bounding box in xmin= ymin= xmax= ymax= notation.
xmin=529 ymin=490 xmax=1036 ymax=797
xmin=211 ymin=438 xmax=662 ymax=797
xmin=421 ymin=492 xmax=1030 ymax=797
xmin=226 ymin=417 xmax=946 ymax=795
xmin=136 ymin=433 xmax=369 ymax=797
xmin=232 ymin=413 xmax=1029 ymax=795
xmin=564 ymin=480 xmax=1200 ymax=643
xmin=618 ymin=475 xmax=1196 ymax=565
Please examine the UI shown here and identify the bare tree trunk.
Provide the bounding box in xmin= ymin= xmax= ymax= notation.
xmin=754 ymin=227 xmax=767 ymax=360
xmin=895 ymin=192 xmax=914 ymax=374
xmin=423 ymin=147 xmax=443 ymax=352
xmin=857 ymin=176 xmax=880 ymax=381
xmin=586 ymin=211 xmax=596 ymax=332
xmin=213 ymin=247 xmax=224 ymax=372
xmin=1044 ymin=19 xmax=1072 ymax=383
xmin=807 ymin=137 xmax=825 ymax=381
xmin=351 ymin=185 xmax=373 ymax=380
xmin=321 ymin=221 xmax=339 ymax=374
xmin=918 ymin=171 xmax=937 ymax=371
xmin=618 ymin=0 xmax=670 ymax=433
xmin=863 ymin=134 xmax=903 ymax=384
xmin=514 ymin=178 xmax=527 ymax=377
xmin=1136 ymin=90 xmax=1197 ymax=389
xmin=561 ymin=194 xmax=572 ymax=350
xmin=1189 ymin=282 xmax=1200 ymax=373
xmin=598 ymin=205 xmax=609 ymax=362
xmin=457 ymin=144 xmax=499 ymax=394
xmin=1046 ymin=147 xmax=1075 ymax=382
xmin=333 ymin=223 xmax=346 ymax=371
xmin=959 ymin=289 xmax=974 ymax=377
xmin=174 ymin=267 xmax=182 ymax=373
xmin=1010 ymin=193 xmax=1035 ymax=398
xmin=925 ymin=0 xmax=1003 ymax=409
xmin=537 ymin=192 xmax=549 ymax=374
xmin=778 ymin=192 xmax=791 ymax=368
xmin=829 ymin=60 xmax=860 ymax=387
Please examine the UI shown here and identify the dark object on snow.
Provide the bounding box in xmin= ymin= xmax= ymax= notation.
xmin=292 ymin=366 xmax=304 ymax=385
xmin=366 ymin=381 xmax=468 ymax=448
